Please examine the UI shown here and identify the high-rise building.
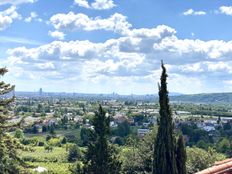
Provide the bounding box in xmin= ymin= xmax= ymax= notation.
xmin=39 ymin=88 xmax=43 ymax=96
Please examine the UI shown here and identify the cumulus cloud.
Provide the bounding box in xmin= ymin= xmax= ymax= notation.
xmin=0 ymin=6 xmax=21 ymax=30
xmin=50 ymin=12 xmax=131 ymax=35
xmin=48 ymin=30 xmax=65 ymax=40
xmin=219 ymin=6 xmax=232 ymax=16
xmin=179 ymin=61 xmax=232 ymax=74
xmin=6 ymin=24 xmax=232 ymax=93
xmin=0 ymin=0 xmax=36 ymax=5
xmin=49 ymin=12 xmax=177 ymax=39
xmin=74 ymin=0 xmax=115 ymax=10
xmin=183 ymin=9 xmax=206 ymax=16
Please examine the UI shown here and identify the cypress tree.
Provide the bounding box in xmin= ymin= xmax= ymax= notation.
xmin=176 ymin=135 xmax=187 ymax=174
xmin=0 ymin=67 xmax=26 ymax=173
xmin=83 ymin=105 xmax=121 ymax=174
xmin=153 ymin=61 xmax=178 ymax=174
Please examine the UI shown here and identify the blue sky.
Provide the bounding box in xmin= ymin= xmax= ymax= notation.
xmin=1 ymin=0 xmax=232 ymax=94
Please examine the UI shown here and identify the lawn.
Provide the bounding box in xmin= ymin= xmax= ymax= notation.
xmin=20 ymin=146 xmax=68 ymax=163
xmin=28 ymin=162 xmax=71 ymax=174
xmin=19 ymin=146 xmax=72 ymax=174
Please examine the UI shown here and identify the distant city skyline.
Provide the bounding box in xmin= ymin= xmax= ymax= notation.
xmin=1 ymin=0 xmax=232 ymax=94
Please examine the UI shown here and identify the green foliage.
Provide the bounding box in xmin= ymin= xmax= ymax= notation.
xmin=0 ymin=67 xmax=27 ymax=173
xmin=120 ymin=127 xmax=157 ymax=174
xmin=68 ymin=145 xmax=81 ymax=162
xmin=44 ymin=145 xmax=53 ymax=153
xmin=48 ymin=138 xmax=61 ymax=147
xmin=29 ymin=162 xmax=71 ymax=174
xmin=176 ymin=135 xmax=187 ymax=174
xmin=70 ymin=161 xmax=84 ymax=174
xmin=32 ymin=125 xmax=38 ymax=134
xmin=186 ymin=147 xmax=225 ymax=174
xmin=80 ymin=127 xmax=91 ymax=146
xmin=138 ymin=127 xmax=157 ymax=173
xmin=49 ymin=124 xmax=56 ymax=135
xmin=37 ymin=141 xmax=45 ymax=147
xmin=79 ymin=105 xmax=121 ymax=174
xmin=113 ymin=137 xmax=124 ymax=146
xmin=116 ymin=121 xmax=131 ymax=137
xmin=120 ymin=147 xmax=141 ymax=174
xmin=14 ymin=129 xmax=24 ymax=139
xmin=42 ymin=125 xmax=48 ymax=132
xmin=153 ymin=62 xmax=178 ymax=174
xmin=20 ymin=146 xmax=68 ymax=163
xmin=179 ymin=123 xmax=213 ymax=147
xmin=61 ymin=116 xmax=69 ymax=126
xmin=61 ymin=137 xmax=67 ymax=144
xmin=46 ymin=135 xmax=52 ymax=142
xmin=216 ymin=138 xmax=231 ymax=155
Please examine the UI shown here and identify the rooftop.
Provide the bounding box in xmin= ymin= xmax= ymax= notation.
xmin=196 ymin=158 xmax=232 ymax=174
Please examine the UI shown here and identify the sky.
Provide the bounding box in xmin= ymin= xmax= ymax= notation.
xmin=1 ymin=0 xmax=232 ymax=94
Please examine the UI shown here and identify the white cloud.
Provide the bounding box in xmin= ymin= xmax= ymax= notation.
xmin=183 ymin=9 xmax=206 ymax=16
xmin=74 ymin=0 xmax=90 ymax=8
xmin=24 ymin=12 xmax=42 ymax=22
xmin=48 ymin=30 xmax=65 ymax=40
xmin=6 ymin=24 xmax=232 ymax=93
xmin=49 ymin=12 xmax=176 ymax=39
xmin=219 ymin=6 xmax=232 ymax=16
xmin=127 ymin=25 xmax=176 ymax=38
xmin=0 ymin=0 xmax=36 ymax=5
xmin=0 ymin=6 xmax=21 ymax=30
xmin=50 ymin=12 xmax=131 ymax=35
xmin=91 ymin=0 xmax=115 ymax=10
xmin=35 ymin=62 xmax=55 ymax=70
xmin=74 ymin=0 xmax=115 ymax=10
xmin=179 ymin=61 xmax=232 ymax=74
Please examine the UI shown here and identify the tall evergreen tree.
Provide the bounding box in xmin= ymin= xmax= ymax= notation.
xmin=153 ymin=61 xmax=178 ymax=174
xmin=83 ymin=105 xmax=121 ymax=174
xmin=176 ymin=135 xmax=186 ymax=174
xmin=0 ymin=67 xmax=26 ymax=173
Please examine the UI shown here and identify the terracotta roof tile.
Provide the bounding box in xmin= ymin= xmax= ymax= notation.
xmin=196 ymin=159 xmax=232 ymax=174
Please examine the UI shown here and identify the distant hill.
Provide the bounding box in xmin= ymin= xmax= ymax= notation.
xmin=170 ymin=93 xmax=232 ymax=103
xmin=14 ymin=91 xmax=232 ymax=103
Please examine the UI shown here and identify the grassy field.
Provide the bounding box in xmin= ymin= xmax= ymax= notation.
xmin=28 ymin=162 xmax=71 ymax=174
xmin=19 ymin=146 xmax=72 ymax=174
xmin=20 ymin=146 xmax=68 ymax=162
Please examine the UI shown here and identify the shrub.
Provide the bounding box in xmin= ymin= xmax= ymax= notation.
xmin=48 ymin=138 xmax=61 ymax=147
xmin=68 ymin=145 xmax=81 ymax=162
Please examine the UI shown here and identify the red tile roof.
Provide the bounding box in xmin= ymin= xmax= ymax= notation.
xmin=196 ymin=158 xmax=232 ymax=174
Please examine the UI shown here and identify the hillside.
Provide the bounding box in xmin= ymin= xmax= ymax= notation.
xmin=170 ymin=92 xmax=232 ymax=103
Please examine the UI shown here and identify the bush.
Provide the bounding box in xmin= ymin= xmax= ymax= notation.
xmin=14 ymin=129 xmax=24 ymax=139
xmin=48 ymin=138 xmax=61 ymax=147
xmin=65 ymin=134 xmax=78 ymax=144
xmin=61 ymin=137 xmax=67 ymax=144
xmin=113 ymin=137 xmax=124 ymax=146
xmin=21 ymin=138 xmax=30 ymax=145
xmin=46 ymin=135 xmax=52 ymax=141
xmin=68 ymin=145 xmax=81 ymax=162
xmin=37 ymin=141 xmax=45 ymax=146
xmin=70 ymin=161 xmax=84 ymax=174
